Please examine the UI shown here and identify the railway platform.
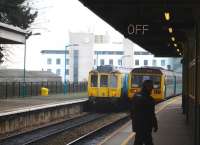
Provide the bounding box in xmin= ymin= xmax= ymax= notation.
xmin=0 ymin=92 xmax=88 ymax=139
xmin=0 ymin=92 xmax=87 ymax=114
xmin=99 ymin=96 xmax=193 ymax=145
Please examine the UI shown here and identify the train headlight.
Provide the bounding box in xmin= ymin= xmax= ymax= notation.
xmin=131 ymin=89 xmax=137 ymax=93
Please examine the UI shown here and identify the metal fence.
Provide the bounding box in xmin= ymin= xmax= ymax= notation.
xmin=0 ymin=81 xmax=88 ymax=99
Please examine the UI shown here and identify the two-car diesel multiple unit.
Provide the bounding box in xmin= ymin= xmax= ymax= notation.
xmin=88 ymin=65 xmax=131 ymax=106
xmin=88 ymin=66 xmax=182 ymax=107
xmin=128 ymin=67 xmax=182 ymax=102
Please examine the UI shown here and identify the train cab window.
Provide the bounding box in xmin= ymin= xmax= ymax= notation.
xmin=91 ymin=75 xmax=98 ymax=87
xmin=131 ymin=75 xmax=161 ymax=89
xmin=110 ymin=75 xmax=118 ymax=88
xmin=132 ymin=75 xmax=143 ymax=87
xmin=153 ymin=77 xmax=161 ymax=89
xmin=100 ymin=75 xmax=108 ymax=87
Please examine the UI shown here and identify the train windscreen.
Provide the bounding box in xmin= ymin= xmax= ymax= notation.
xmin=132 ymin=75 xmax=161 ymax=89
xmin=109 ymin=75 xmax=118 ymax=88
xmin=100 ymin=75 xmax=108 ymax=87
xmin=91 ymin=74 xmax=98 ymax=87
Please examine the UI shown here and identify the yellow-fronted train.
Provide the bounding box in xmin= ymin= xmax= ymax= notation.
xmin=128 ymin=67 xmax=182 ymax=102
xmin=88 ymin=65 xmax=131 ymax=110
xmin=88 ymin=65 xmax=182 ymax=111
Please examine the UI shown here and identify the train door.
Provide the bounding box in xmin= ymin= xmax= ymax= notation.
xmin=174 ymin=75 xmax=177 ymax=95
xmin=163 ymin=75 xmax=167 ymax=99
xmin=99 ymin=73 xmax=109 ymax=97
xmin=109 ymin=73 xmax=119 ymax=98
xmin=151 ymin=75 xmax=162 ymax=101
xmin=88 ymin=73 xmax=98 ymax=97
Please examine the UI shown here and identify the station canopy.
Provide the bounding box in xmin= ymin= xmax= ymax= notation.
xmin=0 ymin=22 xmax=26 ymax=44
xmin=79 ymin=0 xmax=200 ymax=57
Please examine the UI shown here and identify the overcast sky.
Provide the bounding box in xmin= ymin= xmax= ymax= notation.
xmin=4 ymin=0 xmax=124 ymax=70
xmin=26 ymin=0 xmax=124 ymax=70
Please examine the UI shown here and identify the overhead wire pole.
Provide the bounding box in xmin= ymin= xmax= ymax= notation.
xmin=22 ymin=32 xmax=41 ymax=97
xmin=22 ymin=37 xmax=27 ymax=97
xmin=64 ymin=44 xmax=78 ymax=95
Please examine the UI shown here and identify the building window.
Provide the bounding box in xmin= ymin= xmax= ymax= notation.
xmin=109 ymin=59 xmax=113 ymax=65
xmin=94 ymin=59 xmax=96 ymax=65
xmin=118 ymin=59 xmax=122 ymax=66
xmin=135 ymin=60 xmax=139 ymax=65
xmin=144 ymin=60 xmax=148 ymax=65
xmin=56 ymin=69 xmax=61 ymax=75
xmin=95 ymin=35 xmax=103 ymax=43
xmin=47 ymin=58 xmax=52 ymax=64
xmin=134 ymin=51 xmax=151 ymax=55
xmin=47 ymin=69 xmax=51 ymax=72
xmin=152 ymin=60 xmax=157 ymax=66
xmin=94 ymin=51 xmax=124 ymax=55
xmin=65 ymin=69 xmax=69 ymax=75
xmin=100 ymin=59 xmax=104 ymax=65
xmin=56 ymin=58 xmax=61 ymax=65
xmin=167 ymin=65 xmax=171 ymax=70
xmin=161 ymin=60 xmax=165 ymax=66
xmin=66 ymin=59 xmax=69 ymax=65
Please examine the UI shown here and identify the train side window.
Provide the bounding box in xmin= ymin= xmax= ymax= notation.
xmin=100 ymin=75 xmax=108 ymax=87
xmin=110 ymin=75 xmax=118 ymax=88
xmin=91 ymin=75 xmax=98 ymax=87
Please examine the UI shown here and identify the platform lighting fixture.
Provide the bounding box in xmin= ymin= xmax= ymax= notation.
xmin=174 ymin=43 xmax=177 ymax=47
xmin=179 ymin=53 xmax=182 ymax=56
xmin=164 ymin=12 xmax=170 ymax=21
xmin=177 ymin=48 xmax=180 ymax=52
xmin=171 ymin=37 xmax=175 ymax=42
xmin=168 ymin=27 xmax=173 ymax=33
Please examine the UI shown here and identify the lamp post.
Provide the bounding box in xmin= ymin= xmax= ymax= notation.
xmin=22 ymin=32 xmax=41 ymax=97
xmin=64 ymin=44 xmax=78 ymax=95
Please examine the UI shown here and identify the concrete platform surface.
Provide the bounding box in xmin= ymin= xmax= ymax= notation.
xmin=0 ymin=92 xmax=87 ymax=113
xmin=99 ymin=96 xmax=193 ymax=145
xmin=153 ymin=97 xmax=193 ymax=145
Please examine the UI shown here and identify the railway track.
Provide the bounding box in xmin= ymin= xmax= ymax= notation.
xmin=0 ymin=112 xmax=129 ymax=145
xmin=67 ymin=115 xmax=129 ymax=145
xmin=0 ymin=113 xmax=108 ymax=145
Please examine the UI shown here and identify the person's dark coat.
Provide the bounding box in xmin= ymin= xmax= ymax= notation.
xmin=130 ymin=91 xmax=158 ymax=133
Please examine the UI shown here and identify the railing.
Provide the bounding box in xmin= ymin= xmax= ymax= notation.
xmin=0 ymin=81 xmax=88 ymax=99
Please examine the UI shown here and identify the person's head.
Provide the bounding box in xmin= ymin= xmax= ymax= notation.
xmin=141 ymin=80 xmax=153 ymax=95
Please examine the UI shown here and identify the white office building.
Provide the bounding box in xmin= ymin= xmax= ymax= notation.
xmin=41 ymin=32 xmax=124 ymax=82
xmin=41 ymin=32 xmax=94 ymax=82
xmin=93 ymin=44 xmax=124 ymax=68
xmin=123 ymin=38 xmax=179 ymax=70
xmin=41 ymin=32 xmax=181 ymax=82
xmin=133 ymin=46 xmax=173 ymax=70
xmin=41 ymin=50 xmax=71 ymax=81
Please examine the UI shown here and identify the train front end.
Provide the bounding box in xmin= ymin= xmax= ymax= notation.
xmin=128 ymin=67 xmax=164 ymax=102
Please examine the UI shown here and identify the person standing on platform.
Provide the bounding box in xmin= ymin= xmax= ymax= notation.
xmin=130 ymin=80 xmax=158 ymax=145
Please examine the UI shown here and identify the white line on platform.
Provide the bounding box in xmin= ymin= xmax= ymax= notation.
xmin=0 ymin=98 xmax=88 ymax=117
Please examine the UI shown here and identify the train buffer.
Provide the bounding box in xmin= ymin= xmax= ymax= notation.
xmin=99 ymin=96 xmax=192 ymax=145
